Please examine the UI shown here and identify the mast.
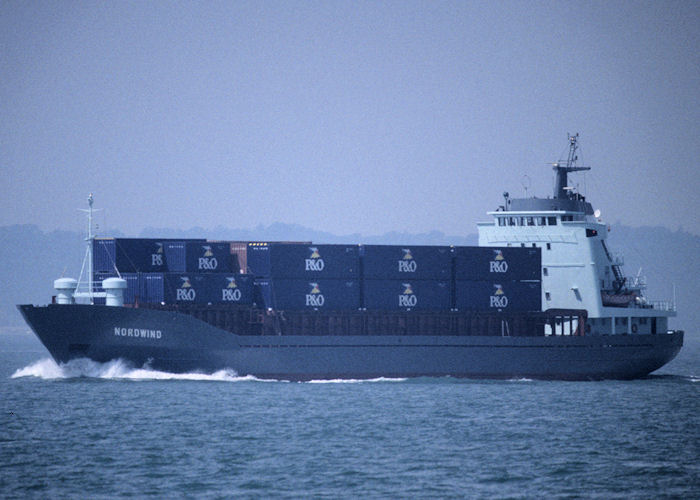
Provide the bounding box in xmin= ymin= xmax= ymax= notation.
xmin=553 ymin=133 xmax=590 ymax=199
xmin=78 ymin=193 xmax=96 ymax=303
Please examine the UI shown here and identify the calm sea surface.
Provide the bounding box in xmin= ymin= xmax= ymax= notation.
xmin=1 ymin=329 xmax=698 ymax=499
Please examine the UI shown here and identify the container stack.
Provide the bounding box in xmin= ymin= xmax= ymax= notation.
xmin=92 ymin=238 xmax=542 ymax=313
xmin=246 ymin=243 xmax=541 ymax=313
xmin=93 ymin=238 xmax=254 ymax=306
xmin=361 ymin=245 xmax=451 ymax=311
xmin=453 ymin=247 xmax=541 ymax=312
xmin=247 ymin=243 xmax=361 ymax=311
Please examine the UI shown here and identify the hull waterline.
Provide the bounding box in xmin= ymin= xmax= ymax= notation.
xmin=18 ymin=304 xmax=684 ymax=381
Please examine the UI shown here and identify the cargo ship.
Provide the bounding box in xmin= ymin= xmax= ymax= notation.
xmin=18 ymin=135 xmax=683 ymax=380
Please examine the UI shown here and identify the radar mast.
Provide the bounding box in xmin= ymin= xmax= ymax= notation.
xmin=553 ymin=133 xmax=590 ymax=199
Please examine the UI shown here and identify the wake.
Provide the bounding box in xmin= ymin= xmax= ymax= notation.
xmin=11 ymin=357 xmax=264 ymax=382
xmin=306 ymin=377 xmax=408 ymax=384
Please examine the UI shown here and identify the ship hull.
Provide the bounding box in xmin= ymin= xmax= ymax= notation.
xmin=18 ymin=304 xmax=683 ymax=381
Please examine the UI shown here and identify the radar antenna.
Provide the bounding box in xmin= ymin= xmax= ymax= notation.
xmin=551 ymin=133 xmax=590 ymax=199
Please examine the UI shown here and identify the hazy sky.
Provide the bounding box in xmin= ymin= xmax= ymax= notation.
xmin=2 ymin=1 xmax=699 ymax=237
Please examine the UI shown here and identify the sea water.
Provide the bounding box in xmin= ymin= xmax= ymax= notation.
xmin=1 ymin=329 xmax=698 ymax=499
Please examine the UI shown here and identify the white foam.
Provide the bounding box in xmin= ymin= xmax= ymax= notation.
xmin=306 ymin=377 xmax=408 ymax=384
xmin=10 ymin=357 xmax=272 ymax=382
xmin=12 ymin=357 xmax=65 ymax=379
xmin=507 ymin=377 xmax=534 ymax=382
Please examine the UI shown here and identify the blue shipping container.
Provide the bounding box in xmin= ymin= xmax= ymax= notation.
xmin=266 ymin=279 xmax=361 ymax=310
xmin=363 ymin=279 xmax=451 ymax=311
xmin=246 ymin=244 xmax=271 ymax=276
xmin=164 ymin=242 xmax=187 ymax=272
xmin=114 ymin=239 xmax=171 ymax=273
xmin=141 ymin=273 xmax=164 ymax=304
xmin=207 ymin=274 xmax=254 ymax=305
xmin=247 ymin=243 xmax=360 ymax=279
xmin=93 ymin=239 xmax=116 ymax=272
xmin=94 ymin=238 xmax=207 ymax=274
xmin=254 ymin=279 xmax=272 ymax=309
xmin=453 ymin=247 xmax=541 ymax=281
xmin=361 ymin=245 xmax=452 ymax=280
xmin=165 ymin=242 xmax=232 ymax=273
xmin=455 ymin=280 xmax=542 ymax=312
xmin=164 ymin=273 xmax=211 ymax=304
xmin=186 ymin=242 xmax=232 ymax=273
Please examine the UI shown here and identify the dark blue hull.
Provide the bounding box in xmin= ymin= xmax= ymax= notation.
xmin=18 ymin=304 xmax=683 ymax=380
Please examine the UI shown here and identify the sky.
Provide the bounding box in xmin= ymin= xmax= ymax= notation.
xmin=2 ymin=1 xmax=699 ymax=237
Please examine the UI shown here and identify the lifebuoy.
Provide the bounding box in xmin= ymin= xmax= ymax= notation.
xmin=631 ymin=323 xmax=638 ymax=333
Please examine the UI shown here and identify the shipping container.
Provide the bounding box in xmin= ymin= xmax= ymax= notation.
xmin=164 ymin=241 xmax=232 ymax=273
xmin=114 ymin=239 xmax=170 ymax=273
xmin=93 ymin=238 xmax=206 ymax=274
xmin=254 ymin=279 xmax=272 ymax=309
xmin=455 ymin=280 xmax=542 ymax=312
xmin=263 ymin=278 xmax=361 ymax=311
xmin=229 ymin=242 xmax=248 ymax=273
xmin=186 ymin=242 xmax=232 ymax=273
xmin=141 ymin=273 xmax=164 ymax=304
xmin=453 ymin=246 xmax=541 ymax=281
xmin=163 ymin=273 xmax=253 ymax=305
xmin=93 ymin=239 xmax=116 ymax=272
xmin=247 ymin=243 xmax=360 ymax=279
xmin=207 ymin=274 xmax=254 ymax=305
xmin=363 ymin=279 xmax=452 ymax=311
xmin=163 ymin=242 xmax=186 ymax=272
xmin=164 ymin=273 xmax=211 ymax=304
xmin=361 ymin=245 xmax=452 ymax=280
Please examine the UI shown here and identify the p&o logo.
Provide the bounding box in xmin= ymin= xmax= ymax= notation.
xmin=198 ymin=245 xmax=219 ymax=271
xmin=305 ymin=247 xmax=325 ymax=272
xmin=176 ymin=277 xmax=196 ymax=301
xmin=151 ymin=242 xmax=164 ymax=267
xmin=489 ymin=249 xmax=509 ymax=273
xmin=399 ymin=283 xmax=418 ymax=307
xmin=305 ymin=282 xmax=325 ymax=307
xmin=489 ymin=284 xmax=509 ymax=308
xmin=222 ymin=277 xmax=242 ymax=301
xmin=398 ymin=248 xmax=417 ymax=273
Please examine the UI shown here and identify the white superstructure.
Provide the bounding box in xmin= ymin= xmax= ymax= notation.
xmin=477 ymin=134 xmax=675 ymax=335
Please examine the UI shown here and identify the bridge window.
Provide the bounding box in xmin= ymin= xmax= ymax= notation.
xmin=527 ymin=217 xmax=534 ymax=226
xmin=545 ymin=292 xmax=551 ymax=301
xmin=543 ymin=268 xmax=548 ymax=276
xmin=562 ymin=215 xmax=573 ymax=222
xmin=498 ymin=217 xmax=506 ymax=226
xmin=586 ymin=228 xmax=598 ymax=237
xmin=547 ymin=216 xmax=557 ymax=225
xmin=546 ymin=243 xmax=551 ymax=250
xmin=538 ymin=217 xmax=546 ymax=225
xmin=508 ymin=217 xmax=516 ymax=226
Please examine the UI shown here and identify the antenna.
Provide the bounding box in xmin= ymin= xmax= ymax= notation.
xmin=551 ymin=133 xmax=591 ymax=199
xmin=77 ymin=193 xmax=102 ymax=303
xmin=521 ymin=175 xmax=531 ymax=197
